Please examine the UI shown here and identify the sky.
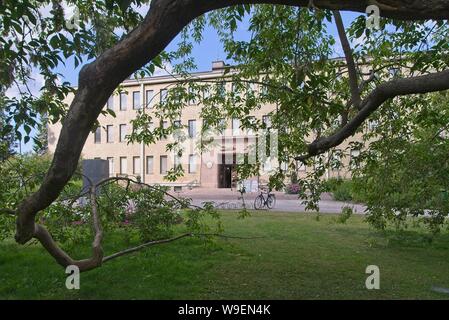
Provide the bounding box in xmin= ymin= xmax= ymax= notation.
xmin=14 ymin=7 xmax=362 ymax=154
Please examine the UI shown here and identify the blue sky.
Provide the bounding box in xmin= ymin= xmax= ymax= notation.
xmin=18 ymin=10 xmax=362 ymax=153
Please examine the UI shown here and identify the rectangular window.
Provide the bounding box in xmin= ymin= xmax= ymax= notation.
xmin=119 ymin=124 xmax=127 ymax=142
xmin=297 ymin=160 xmax=306 ymax=172
xmin=146 ymin=90 xmax=154 ymax=109
xmin=232 ymin=118 xmax=240 ymax=136
xmin=247 ymin=116 xmax=256 ymax=136
xmin=120 ymin=92 xmax=127 ymax=111
xmin=203 ymin=86 xmax=210 ymax=100
xmin=94 ymin=127 xmax=101 ymax=144
xmin=161 ymin=121 xmax=168 ymax=140
xmin=188 ymin=154 xmax=197 ymax=173
xmin=173 ymin=120 xmax=182 ymax=128
xmin=216 ymin=118 xmax=226 ymax=135
xmin=133 ymin=91 xmax=141 ymax=110
xmin=133 ymin=156 xmax=141 ymax=175
xmin=106 ymin=96 xmax=114 ymax=110
xmin=188 ymin=120 xmax=196 ymax=138
xmin=368 ymin=120 xmax=378 ymax=132
xmin=174 ymin=155 xmax=181 ymax=169
xmin=160 ymin=155 xmax=168 ymax=174
xmin=350 ymin=150 xmax=360 ymax=169
xmin=262 ymin=115 xmax=271 ymax=129
xmin=160 ymin=89 xmax=168 ymax=104
xmin=107 ymin=157 xmax=114 ymax=176
xmin=146 ymin=156 xmax=154 ymax=174
xmin=120 ymin=157 xmax=127 ymax=174
xmin=217 ymin=82 xmax=226 ymax=97
xmin=106 ymin=125 xmax=113 ymax=143
xmin=189 ymin=86 xmax=197 ymax=105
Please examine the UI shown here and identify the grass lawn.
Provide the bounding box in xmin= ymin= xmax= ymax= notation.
xmin=1 ymin=211 xmax=449 ymax=299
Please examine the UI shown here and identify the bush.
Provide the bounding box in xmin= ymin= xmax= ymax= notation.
xmin=323 ymin=178 xmax=366 ymax=203
xmin=333 ymin=181 xmax=354 ymax=201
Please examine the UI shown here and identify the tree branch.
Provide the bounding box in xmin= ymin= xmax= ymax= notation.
xmin=333 ymin=10 xmax=361 ymax=109
xmin=296 ymin=70 xmax=449 ymax=161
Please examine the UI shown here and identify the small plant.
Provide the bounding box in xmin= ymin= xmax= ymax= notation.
xmin=337 ymin=206 xmax=353 ymax=224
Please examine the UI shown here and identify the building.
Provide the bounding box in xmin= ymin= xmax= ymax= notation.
xmin=48 ymin=61 xmax=369 ymax=191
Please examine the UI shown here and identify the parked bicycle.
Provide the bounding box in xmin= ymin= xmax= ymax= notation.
xmin=254 ymin=188 xmax=276 ymax=210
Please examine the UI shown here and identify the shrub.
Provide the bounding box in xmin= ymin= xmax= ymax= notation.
xmin=333 ymin=181 xmax=354 ymax=201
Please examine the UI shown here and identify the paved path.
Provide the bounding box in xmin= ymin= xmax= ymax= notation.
xmin=170 ymin=189 xmax=367 ymax=214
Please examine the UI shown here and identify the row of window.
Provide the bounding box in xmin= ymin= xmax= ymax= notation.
xmin=102 ymin=155 xmax=198 ymax=176
xmin=106 ymin=82 xmax=269 ymax=112
xmin=94 ymin=116 xmax=272 ymax=144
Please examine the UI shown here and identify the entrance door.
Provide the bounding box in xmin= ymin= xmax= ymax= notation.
xmin=218 ymin=164 xmax=233 ymax=188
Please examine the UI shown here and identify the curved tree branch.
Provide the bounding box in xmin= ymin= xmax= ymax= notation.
xmin=296 ymin=69 xmax=449 ymax=161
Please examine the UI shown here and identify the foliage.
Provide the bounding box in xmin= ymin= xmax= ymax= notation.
xmin=0 ymin=104 xmax=16 ymax=161
xmin=33 ymin=113 xmax=48 ymax=154
xmin=337 ymin=206 xmax=353 ymax=224
xmin=354 ymin=92 xmax=449 ymax=233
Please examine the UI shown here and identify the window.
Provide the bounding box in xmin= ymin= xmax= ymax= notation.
xmin=331 ymin=153 xmax=342 ymax=171
xmin=217 ymin=82 xmax=226 ymax=97
xmin=203 ymin=86 xmax=210 ymax=100
xmin=120 ymin=157 xmax=127 ymax=174
xmin=146 ymin=156 xmax=154 ymax=174
xmin=246 ymin=116 xmax=256 ymax=136
xmin=188 ymin=154 xmax=197 ymax=173
xmin=120 ymin=92 xmax=127 ymax=111
xmin=133 ymin=156 xmax=141 ymax=175
xmin=146 ymin=90 xmax=154 ymax=108
xmin=161 ymin=121 xmax=168 ymax=140
xmin=232 ymin=83 xmax=239 ymax=95
xmin=232 ymin=118 xmax=240 ymax=136
xmin=247 ymin=83 xmax=256 ymax=97
xmin=160 ymin=155 xmax=168 ymax=174
xmin=262 ymin=115 xmax=272 ymax=129
xmin=189 ymin=86 xmax=197 ymax=105
xmin=106 ymin=96 xmax=114 ymax=110
xmin=119 ymin=124 xmax=127 ymax=142
xmin=389 ymin=67 xmax=400 ymax=78
xmin=133 ymin=91 xmax=141 ymax=110
xmin=297 ymin=160 xmax=306 ymax=172
xmin=350 ymin=150 xmax=361 ymax=169
xmin=368 ymin=120 xmax=378 ymax=132
xmin=188 ymin=120 xmax=196 ymax=138
xmin=218 ymin=118 xmax=226 ymax=134
xmin=160 ymin=89 xmax=168 ymax=104
xmin=174 ymin=154 xmax=181 ymax=169
xmin=106 ymin=125 xmax=113 ymax=143
xmin=107 ymin=157 xmax=114 ymax=176
xmin=94 ymin=127 xmax=101 ymax=144
xmin=261 ymin=84 xmax=269 ymax=96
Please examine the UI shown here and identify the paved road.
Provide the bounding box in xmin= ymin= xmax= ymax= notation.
xmin=172 ymin=189 xmax=367 ymax=214
xmin=190 ymin=198 xmax=366 ymax=214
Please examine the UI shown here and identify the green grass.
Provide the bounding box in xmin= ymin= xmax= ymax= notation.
xmin=1 ymin=211 xmax=449 ymax=299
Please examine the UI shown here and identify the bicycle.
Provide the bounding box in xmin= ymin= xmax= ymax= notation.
xmin=254 ymin=189 xmax=276 ymax=210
